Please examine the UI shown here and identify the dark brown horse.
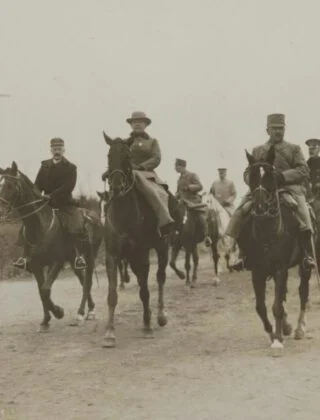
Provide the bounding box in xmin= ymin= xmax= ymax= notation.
xmin=102 ymin=135 xmax=179 ymax=347
xmin=97 ymin=190 xmax=130 ymax=289
xmin=169 ymin=202 xmax=206 ymax=288
xmin=239 ymin=146 xmax=313 ymax=354
xmin=0 ymin=162 xmax=103 ymax=331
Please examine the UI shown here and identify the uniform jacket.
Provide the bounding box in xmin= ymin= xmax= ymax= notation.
xmin=176 ymin=170 xmax=203 ymax=204
xmin=35 ymin=157 xmax=77 ymax=208
xmin=127 ymin=133 xmax=161 ymax=172
xmin=244 ymin=140 xmax=309 ymax=195
xmin=210 ymin=179 xmax=237 ymax=206
xmin=307 ymin=156 xmax=320 ymax=193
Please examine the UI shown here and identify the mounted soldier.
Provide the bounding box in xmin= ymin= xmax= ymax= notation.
xmin=226 ymin=113 xmax=315 ymax=269
xmin=175 ymin=158 xmax=211 ymax=247
xmin=102 ymin=111 xmax=175 ymax=238
xmin=13 ymin=137 xmax=87 ymax=270
xmin=305 ymin=138 xmax=320 ymax=199
xmin=210 ymin=168 xmax=237 ymax=216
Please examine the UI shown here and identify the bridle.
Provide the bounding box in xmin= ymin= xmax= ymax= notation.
xmin=249 ymin=162 xmax=280 ymax=219
xmin=0 ymin=173 xmax=50 ymax=221
xmin=248 ymin=161 xmax=284 ymax=244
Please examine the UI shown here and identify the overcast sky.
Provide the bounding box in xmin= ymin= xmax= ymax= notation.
xmin=1 ymin=0 xmax=320 ymax=203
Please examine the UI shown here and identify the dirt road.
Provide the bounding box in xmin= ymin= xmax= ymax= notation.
xmin=1 ymin=256 xmax=320 ymax=420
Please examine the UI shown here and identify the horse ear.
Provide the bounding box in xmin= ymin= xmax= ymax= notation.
xmin=245 ymin=149 xmax=255 ymax=165
xmin=266 ymin=145 xmax=275 ymax=165
xmin=103 ymin=131 xmax=113 ymax=146
xmin=11 ymin=161 xmax=18 ymax=175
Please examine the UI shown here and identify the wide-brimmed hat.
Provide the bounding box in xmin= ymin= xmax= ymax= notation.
xmin=267 ymin=113 xmax=285 ymax=127
xmin=218 ymin=168 xmax=227 ymax=172
xmin=305 ymin=138 xmax=320 ymax=147
xmin=50 ymin=137 xmax=64 ymax=147
xmin=126 ymin=111 xmax=151 ymax=126
xmin=175 ymin=158 xmax=187 ymax=167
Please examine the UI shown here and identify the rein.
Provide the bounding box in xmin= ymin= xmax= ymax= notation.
xmin=0 ymin=174 xmax=50 ymax=221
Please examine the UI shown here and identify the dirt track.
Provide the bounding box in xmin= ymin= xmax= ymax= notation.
xmin=1 ymin=256 xmax=320 ymax=420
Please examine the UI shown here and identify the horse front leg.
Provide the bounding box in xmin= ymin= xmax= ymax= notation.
xmin=33 ymin=266 xmax=51 ymax=332
xmin=185 ymin=248 xmax=191 ymax=286
xmin=131 ymin=250 xmax=152 ymax=335
xmin=295 ymin=264 xmax=311 ymax=340
xmin=41 ymin=262 xmax=65 ymax=322
xmin=190 ymin=246 xmax=199 ymax=288
xmin=211 ymin=242 xmax=221 ymax=286
xmin=271 ymin=268 xmax=288 ymax=354
xmin=252 ymin=268 xmax=273 ymax=343
xmin=155 ymin=240 xmax=169 ymax=327
xmin=103 ymin=252 xmax=118 ymax=348
xmin=169 ymin=238 xmax=185 ymax=280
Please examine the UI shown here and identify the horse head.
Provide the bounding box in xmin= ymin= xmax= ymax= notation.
xmin=0 ymin=161 xmax=43 ymax=215
xmin=103 ymin=132 xmax=133 ymax=197
xmin=245 ymin=145 xmax=278 ymax=217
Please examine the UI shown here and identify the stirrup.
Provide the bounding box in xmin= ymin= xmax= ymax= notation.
xmin=74 ymin=256 xmax=87 ymax=270
xmin=302 ymin=257 xmax=315 ymax=270
xmin=204 ymin=236 xmax=212 ymax=247
xmin=13 ymin=257 xmax=28 ymax=270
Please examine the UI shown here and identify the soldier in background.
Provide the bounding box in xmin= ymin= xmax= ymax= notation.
xmin=305 ymin=138 xmax=320 ymax=198
xmin=210 ymin=168 xmax=237 ymax=215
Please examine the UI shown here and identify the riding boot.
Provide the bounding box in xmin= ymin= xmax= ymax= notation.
xmin=299 ymin=230 xmax=316 ymax=269
xmin=72 ymin=234 xmax=87 ymax=270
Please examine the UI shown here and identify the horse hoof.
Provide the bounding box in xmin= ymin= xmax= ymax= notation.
xmin=212 ymin=276 xmax=221 ymax=287
xmin=119 ymin=283 xmax=125 ymax=290
xmin=102 ymin=336 xmax=116 ymax=348
xmin=185 ymin=280 xmax=190 ymax=287
xmin=143 ymin=327 xmax=154 ymax=338
xmin=306 ymin=300 xmax=312 ymax=310
xmin=157 ymin=313 xmax=168 ymax=327
xmin=270 ymin=339 xmax=284 ymax=357
xmin=86 ymin=310 xmax=96 ymax=321
xmin=190 ymin=281 xmax=196 ymax=289
xmin=294 ymin=328 xmax=305 ymax=340
xmin=38 ymin=324 xmax=50 ymax=333
xmin=283 ymin=323 xmax=293 ymax=336
xmin=124 ymin=275 xmax=130 ymax=284
xmin=53 ymin=306 xmax=64 ymax=320
xmin=178 ymin=271 xmax=186 ymax=280
xmin=69 ymin=314 xmax=85 ymax=327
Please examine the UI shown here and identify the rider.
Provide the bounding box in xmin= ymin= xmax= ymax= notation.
xmin=13 ymin=138 xmax=87 ymax=270
xmin=226 ymin=113 xmax=315 ymax=269
xmin=210 ymin=168 xmax=237 ymax=215
xmin=175 ymin=158 xmax=212 ymax=247
xmin=102 ymin=111 xmax=174 ymax=238
xmin=305 ymin=138 xmax=320 ymax=197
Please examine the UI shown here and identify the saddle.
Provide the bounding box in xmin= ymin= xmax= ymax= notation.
xmin=181 ymin=199 xmax=207 ymax=213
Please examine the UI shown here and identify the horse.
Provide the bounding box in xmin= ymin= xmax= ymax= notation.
xmin=238 ymin=146 xmax=314 ymax=354
xmin=102 ymin=134 xmax=178 ymax=348
xmin=202 ymin=192 xmax=242 ymax=279
xmin=0 ymin=162 xmax=103 ymax=331
xmin=169 ymin=199 xmax=210 ymax=288
xmin=97 ymin=190 xmax=130 ymax=289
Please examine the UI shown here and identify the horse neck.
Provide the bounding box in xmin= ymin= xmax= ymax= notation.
xmin=17 ymin=193 xmax=53 ymax=242
xmin=109 ymin=188 xmax=142 ymax=234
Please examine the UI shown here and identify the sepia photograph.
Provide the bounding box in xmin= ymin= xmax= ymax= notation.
xmin=1 ymin=1 xmax=320 ymax=419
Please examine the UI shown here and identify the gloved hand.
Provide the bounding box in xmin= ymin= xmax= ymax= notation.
xmin=101 ymin=171 xmax=109 ymax=181
xmin=275 ymin=172 xmax=285 ymax=187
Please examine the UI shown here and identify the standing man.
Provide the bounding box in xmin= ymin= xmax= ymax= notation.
xmin=210 ymin=168 xmax=237 ymax=215
xmin=305 ymin=138 xmax=320 ymax=197
xmin=226 ymin=113 xmax=314 ymax=269
xmin=175 ymin=158 xmax=211 ymax=246
xmin=13 ymin=138 xmax=87 ymax=270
